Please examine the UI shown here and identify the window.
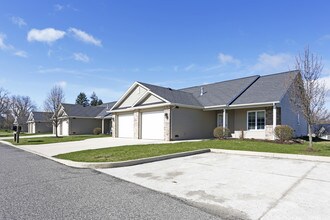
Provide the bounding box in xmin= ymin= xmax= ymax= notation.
xmin=247 ymin=111 xmax=265 ymax=130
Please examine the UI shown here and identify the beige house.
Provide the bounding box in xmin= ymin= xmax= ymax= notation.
xmin=55 ymin=103 xmax=115 ymax=136
xmin=110 ymin=70 xmax=308 ymax=141
xmin=27 ymin=111 xmax=53 ymax=134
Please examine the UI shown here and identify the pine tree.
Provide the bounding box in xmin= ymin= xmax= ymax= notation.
xmin=76 ymin=92 xmax=89 ymax=106
xmin=90 ymin=92 xmax=103 ymax=106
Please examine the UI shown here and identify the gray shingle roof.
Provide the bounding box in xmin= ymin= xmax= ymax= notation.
xmin=180 ymin=75 xmax=259 ymax=107
xmin=231 ymin=71 xmax=298 ymax=105
xmin=31 ymin=111 xmax=53 ymax=122
xmin=96 ymin=101 xmax=117 ymax=117
xmin=61 ymin=103 xmax=106 ymax=118
xmin=138 ymin=82 xmax=203 ymax=107
xmin=114 ymin=70 xmax=299 ymax=109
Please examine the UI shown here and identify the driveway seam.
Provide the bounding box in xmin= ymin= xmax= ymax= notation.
xmin=258 ymin=162 xmax=319 ymax=220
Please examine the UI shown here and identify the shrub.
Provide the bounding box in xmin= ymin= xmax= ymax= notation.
xmin=213 ymin=127 xmax=231 ymax=139
xmin=93 ymin=127 xmax=102 ymax=135
xmin=274 ymin=125 xmax=294 ymax=142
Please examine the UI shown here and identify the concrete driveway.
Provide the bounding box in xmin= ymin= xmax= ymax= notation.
xmin=16 ymin=137 xmax=166 ymax=156
xmin=99 ymin=152 xmax=330 ymax=220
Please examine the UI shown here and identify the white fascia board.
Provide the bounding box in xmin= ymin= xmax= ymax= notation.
xmin=171 ymin=103 xmax=204 ymax=110
xmin=203 ymin=105 xmax=227 ymax=111
xmin=228 ymin=101 xmax=280 ymax=109
xmin=110 ymin=82 xmax=140 ymax=111
xmin=135 ymin=82 xmax=170 ymax=104
xmin=110 ymin=103 xmax=171 ymax=113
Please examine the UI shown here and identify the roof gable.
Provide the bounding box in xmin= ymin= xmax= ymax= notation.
xmin=135 ymin=93 xmax=165 ymax=106
xmin=117 ymin=85 xmax=148 ymax=109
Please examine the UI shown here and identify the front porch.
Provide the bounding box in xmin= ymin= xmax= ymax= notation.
xmin=214 ymin=104 xmax=281 ymax=140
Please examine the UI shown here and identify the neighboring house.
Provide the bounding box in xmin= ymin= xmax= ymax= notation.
xmin=27 ymin=111 xmax=53 ymax=134
xmin=13 ymin=116 xmax=28 ymax=132
xmin=55 ymin=102 xmax=115 ymax=135
xmin=313 ymin=124 xmax=330 ymax=140
xmin=110 ymin=70 xmax=308 ymax=141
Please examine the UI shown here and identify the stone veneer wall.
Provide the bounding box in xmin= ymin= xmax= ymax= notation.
xmin=164 ymin=107 xmax=171 ymax=141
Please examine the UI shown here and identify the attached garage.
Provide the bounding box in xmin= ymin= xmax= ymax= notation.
xmin=141 ymin=111 xmax=164 ymax=140
xmin=118 ymin=114 xmax=134 ymax=138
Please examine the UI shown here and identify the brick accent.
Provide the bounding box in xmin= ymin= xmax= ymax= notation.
xmin=112 ymin=114 xmax=117 ymax=137
xmin=134 ymin=111 xmax=140 ymax=139
xmin=266 ymin=107 xmax=281 ymax=125
xmin=164 ymin=107 xmax=171 ymax=141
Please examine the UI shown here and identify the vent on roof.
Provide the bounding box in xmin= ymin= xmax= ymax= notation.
xmin=200 ymin=87 xmax=204 ymax=96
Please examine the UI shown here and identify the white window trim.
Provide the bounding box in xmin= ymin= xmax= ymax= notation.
xmin=217 ymin=113 xmax=223 ymax=127
xmin=247 ymin=110 xmax=266 ymax=131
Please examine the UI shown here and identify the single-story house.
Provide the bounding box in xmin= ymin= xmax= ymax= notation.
xmin=55 ymin=102 xmax=115 ymax=136
xmin=27 ymin=111 xmax=53 ymax=134
xmin=109 ymin=70 xmax=308 ymax=141
xmin=13 ymin=116 xmax=28 ymax=132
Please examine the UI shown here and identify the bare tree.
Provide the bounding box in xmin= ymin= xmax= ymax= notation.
xmin=10 ymin=95 xmax=36 ymax=129
xmin=44 ymin=86 xmax=65 ymax=137
xmin=291 ymin=47 xmax=329 ymax=150
xmin=0 ymin=87 xmax=9 ymax=116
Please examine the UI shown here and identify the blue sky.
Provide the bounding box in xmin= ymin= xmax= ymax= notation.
xmin=0 ymin=0 xmax=330 ymax=109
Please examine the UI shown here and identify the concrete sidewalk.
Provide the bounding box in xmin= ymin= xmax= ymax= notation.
xmin=15 ymin=137 xmax=166 ymax=156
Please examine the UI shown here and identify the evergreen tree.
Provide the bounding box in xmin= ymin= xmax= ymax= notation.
xmin=90 ymin=92 xmax=103 ymax=106
xmin=76 ymin=92 xmax=89 ymax=106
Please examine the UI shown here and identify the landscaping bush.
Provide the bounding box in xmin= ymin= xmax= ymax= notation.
xmin=274 ymin=125 xmax=294 ymax=142
xmin=213 ymin=127 xmax=231 ymax=139
xmin=93 ymin=127 xmax=102 ymax=135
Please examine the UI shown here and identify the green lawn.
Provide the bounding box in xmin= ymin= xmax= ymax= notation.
xmin=9 ymin=134 xmax=110 ymax=145
xmin=55 ymin=139 xmax=330 ymax=162
xmin=0 ymin=130 xmax=52 ymax=137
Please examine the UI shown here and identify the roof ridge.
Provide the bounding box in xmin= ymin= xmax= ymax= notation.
xmin=259 ymin=70 xmax=299 ymax=78
xmin=179 ymin=75 xmax=260 ymax=90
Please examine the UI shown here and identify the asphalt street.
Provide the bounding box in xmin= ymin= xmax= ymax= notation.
xmin=0 ymin=143 xmax=220 ymax=220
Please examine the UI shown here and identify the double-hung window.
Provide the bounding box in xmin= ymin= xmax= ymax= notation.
xmin=247 ymin=111 xmax=265 ymax=130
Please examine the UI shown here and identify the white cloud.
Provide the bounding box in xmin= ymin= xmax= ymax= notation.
xmin=14 ymin=50 xmax=28 ymax=58
xmin=184 ymin=64 xmax=195 ymax=71
xmin=27 ymin=28 xmax=65 ymax=43
xmin=0 ymin=33 xmax=27 ymax=58
xmin=218 ymin=53 xmax=240 ymax=66
xmin=54 ymin=4 xmax=64 ymax=11
xmin=251 ymin=53 xmax=294 ymax=73
xmin=56 ymin=81 xmax=67 ymax=88
xmin=68 ymin=28 xmax=102 ymax=46
xmin=11 ymin=16 xmax=27 ymax=27
xmin=0 ymin=33 xmax=12 ymax=50
xmin=73 ymin=52 xmax=90 ymax=63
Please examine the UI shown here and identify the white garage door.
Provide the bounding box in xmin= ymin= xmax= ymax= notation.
xmin=62 ymin=120 xmax=69 ymax=136
xmin=118 ymin=114 xmax=134 ymax=138
xmin=142 ymin=111 xmax=164 ymax=140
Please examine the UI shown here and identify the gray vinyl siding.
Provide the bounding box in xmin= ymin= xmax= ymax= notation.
xmin=35 ymin=122 xmax=52 ymax=133
xmin=171 ymin=107 xmax=216 ymax=140
xmin=280 ymin=91 xmax=308 ymax=137
xmin=69 ymin=118 xmax=103 ymax=135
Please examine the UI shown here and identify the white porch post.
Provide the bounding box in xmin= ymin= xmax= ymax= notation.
xmin=223 ymin=109 xmax=226 ymax=128
xmin=273 ymin=103 xmax=277 ymax=140
xmin=101 ymin=118 xmax=105 ymax=134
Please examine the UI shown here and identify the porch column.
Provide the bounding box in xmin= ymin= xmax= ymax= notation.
xmin=273 ymin=103 xmax=277 ymax=140
xmin=223 ymin=109 xmax=226 ymax=128
xmin=101 ymin=118 xmax=105 ymax=134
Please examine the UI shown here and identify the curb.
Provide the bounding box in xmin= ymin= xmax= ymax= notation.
xmin=210 ymin=149 xmax=330 ymax=163
xmin=0 ymin=140 xmax=210 ymax=169
xmin=53 ymin=149 xmax=211 ymax=169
